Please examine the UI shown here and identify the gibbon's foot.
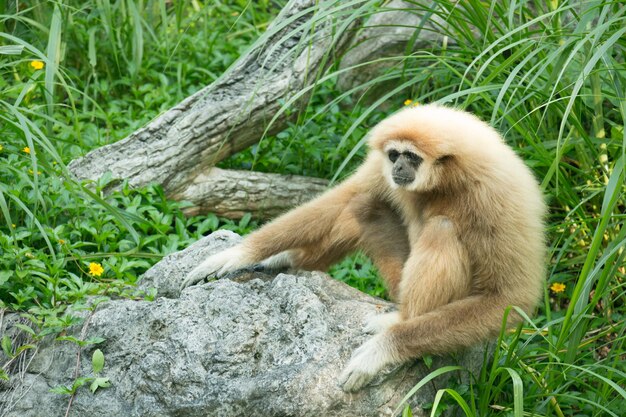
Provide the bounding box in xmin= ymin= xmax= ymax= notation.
xmin=338 ymin=334 xmax=397 ymax=392
xmin=180 ymin=245 xmax=252 ymax=290
xmin=363 ymin=311 xmax=402 ymax=334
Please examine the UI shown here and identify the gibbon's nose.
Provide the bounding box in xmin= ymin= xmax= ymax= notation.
xmin=392 ymin=163 xmax=415 ymax=185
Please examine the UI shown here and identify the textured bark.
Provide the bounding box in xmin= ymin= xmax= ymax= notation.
xmin=337 ymin=0 xmax=453 ymax=92
xmin=175 ymin=168 xmax=328 ymax=220
xmin=68 ymin=0 xmax=362 ymax=197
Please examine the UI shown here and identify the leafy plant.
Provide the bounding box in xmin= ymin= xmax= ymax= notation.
xmin=49 ymin=348 xmax=111 ymax=395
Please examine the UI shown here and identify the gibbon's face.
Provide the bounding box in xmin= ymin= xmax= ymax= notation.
xmin=369 ymin=105 xmax=480 ymax=193
xmin=381 ymin=139 xmax=442 ymax=192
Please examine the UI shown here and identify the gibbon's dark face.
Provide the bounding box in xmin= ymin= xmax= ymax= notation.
xmin=381 ymin=140 xmax=434 ymax=191
xmin=387 ymin=149 xmax=423 ymax=186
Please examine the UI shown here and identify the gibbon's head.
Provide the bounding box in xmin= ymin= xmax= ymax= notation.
xmin=368 ymin=104 xmax=507 ymax=192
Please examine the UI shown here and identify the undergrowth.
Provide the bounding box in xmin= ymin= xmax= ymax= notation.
xmin=1 ymin=0 xmax=625 ymax=415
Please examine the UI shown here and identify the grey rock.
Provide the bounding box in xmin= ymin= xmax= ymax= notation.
xmin=1 ymin=232 xmax=487 ymax=417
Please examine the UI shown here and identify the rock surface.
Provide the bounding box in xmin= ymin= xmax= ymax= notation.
xmin=0 ymin=231 xmax=487 ymax=417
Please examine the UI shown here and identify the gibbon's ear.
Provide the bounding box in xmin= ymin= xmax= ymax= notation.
xmin=435 ymin=154 xmax=454 ymax=165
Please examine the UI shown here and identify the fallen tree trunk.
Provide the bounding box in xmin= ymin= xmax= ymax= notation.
xmin=68 ymin=0 xmax=363 ymax=197
xmin=337 ymin=0 xmax=452 ymax=92
xmin=174 ymin=168 xmax=328 ymax=220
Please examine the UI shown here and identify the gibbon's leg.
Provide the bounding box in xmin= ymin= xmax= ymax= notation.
xmin=339 ymin=216 xmax=473 ymax=392
xmin=352 ymin=196 xmax=409 ymax=299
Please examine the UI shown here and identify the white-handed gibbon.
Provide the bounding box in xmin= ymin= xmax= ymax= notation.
xmin=181 ymin=104 xmax=546 ymax=392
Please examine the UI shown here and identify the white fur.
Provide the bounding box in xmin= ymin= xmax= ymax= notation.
xmin=181 ymin=245 xmax=251 ymax=289
xmin=259 ymin=250 xmax=294 ymax=270
xmin=383 ymin=140 xmax=420 ymax=155
xmin=363 ymin=311 xmax=401 ymax=334
xmin=338 ymin=334 xmax=397 ymax=392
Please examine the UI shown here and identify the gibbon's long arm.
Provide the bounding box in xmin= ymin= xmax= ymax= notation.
xmin=398 ymin=215 xmax=471 ymax=318
xmin=338 ymin=294 xmax=511 ymax=392
xmin=339 ymin=215 xmax=475 ymax=392
xmin=181 ymin=159 xmax=379 ymax=288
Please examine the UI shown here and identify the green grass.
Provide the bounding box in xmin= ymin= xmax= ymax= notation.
xmin=0 ymin=0 xmax=269 ymax=324
xmin=1 ymin=0 xmax=625 ymax=415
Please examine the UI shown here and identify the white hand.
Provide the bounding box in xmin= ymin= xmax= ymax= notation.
xmin=363 ymin=311 xmax=401 ymax=334
xmin=181 ymin=245 xmax=252 ymax=289
xmin=338 ymin=334 xmax=396 ymax=392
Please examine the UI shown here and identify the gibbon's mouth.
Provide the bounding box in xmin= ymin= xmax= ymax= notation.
xmin=392 ymin=175 xmax=414 ymax=186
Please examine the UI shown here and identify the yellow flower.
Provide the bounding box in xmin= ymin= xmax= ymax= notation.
xmin=23 ymin=146 xmax=30 ymax=154
xmin=0 ymin=144 xmax=3 ymax=152
xmin=58 ymin=239 xmax=66 ymax=245
xmin=404 ymin=99 xmax=413 ymax=106
xmin=11 ymin=224 xmax=16 ymax=228
xmin=550 ymin=282 xmax=566 ymax=294
xmin=30 ymin=60 xmax=44 ymax=70
xmin=89 ymin=262 xmax=104 ymax=277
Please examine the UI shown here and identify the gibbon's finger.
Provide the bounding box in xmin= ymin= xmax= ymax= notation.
xmin=180 ymin=265 xmax=214 ymax=290
xmin=338 ymin=366 xmax=374 ymax=393
xmin=181 ymin=245 xmax=255 ymax=290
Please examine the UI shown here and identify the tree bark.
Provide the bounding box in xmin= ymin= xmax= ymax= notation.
xmin=174 ymin=168 xmax=328 ymax=220
xmin=68 ymin=0 xmax=362 ymax=197
xmin=337 ymin=0 xmax=452 ymax=92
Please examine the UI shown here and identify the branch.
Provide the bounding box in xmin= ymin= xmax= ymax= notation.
xmin=173 ymin=168 xmax=328 ymax=220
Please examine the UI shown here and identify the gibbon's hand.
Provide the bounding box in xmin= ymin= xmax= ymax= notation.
xmin=338 ymin=334 xmax=396 ymax=392
xmin=362 ymin=311 xmax=401 ymax=335
xmin=180 ymin=245 xmax=252 ymax=290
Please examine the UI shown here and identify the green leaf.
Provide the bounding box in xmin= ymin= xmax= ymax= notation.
xmin=402 ymin=404 xmax=413 ymax=417
xmin=50 ymin=385 xmax=73 ymax=395
xmin=92 ymin=349 xmax=104 ymax=374
xmin=71 ymin=376 xmax=93 ymax=392
xmin=57 ymin=336 xmax=105 ymax=347
xmin=422 ymin=354 xmax=433 ymax=369
xmin=89 ymin=377 xmax=111 ymax=394
xmin=15 ymin=344 xmax=36 ymax=355
xmin=0 ymin=45 xmax=24 ymax=55
xmin=85 ymin=337 xmax=106 ymax=346
xmin=0 ymin=270 xmax=12 ymax=285
xmin=1 ymin=335 xmax=13 ymax=358
xmin=13 ymin=323 xmax=36 ymax=336
xmin=393 ymin=366 xmax=464 ymax=416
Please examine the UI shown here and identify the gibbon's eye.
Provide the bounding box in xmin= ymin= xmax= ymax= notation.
xmin=388 ymin=150 xmax=400 ymax=162
xmin=436 ymin=154 xmax=453 ymax=165
xmin=403 ymin=152 xmax=423 ymax=166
